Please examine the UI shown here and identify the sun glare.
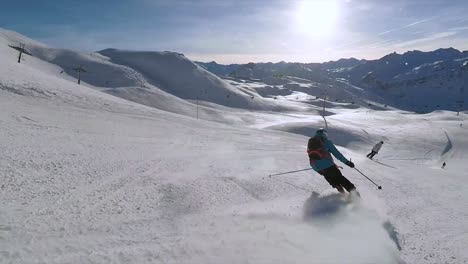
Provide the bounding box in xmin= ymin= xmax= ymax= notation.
xmin=295 ymin=0 xmax=339 ymax=37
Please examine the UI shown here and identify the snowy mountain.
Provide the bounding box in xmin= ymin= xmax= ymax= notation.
xmin=196 ymin=61 xmax=241 ymax=77
xmin=1 ymin=28 xmax=304 ymax=123
xmin=1 ymin=27 xmax=467 ymax=264
xmin=349 ymin=49 xmax=468 ymax=111
xmin=196 ymin=58 xmax=363 ymax=80
xmin=97 ymin=49 xmax=251 ymax=107
xmin=198 ymin=49 xmax=468 ymax=112
xmin=346 ymin=48 xmax=466 ymax=83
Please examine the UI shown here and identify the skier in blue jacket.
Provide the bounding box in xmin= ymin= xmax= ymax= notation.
xmin=307 ymin=128 xmax=357 ymax=193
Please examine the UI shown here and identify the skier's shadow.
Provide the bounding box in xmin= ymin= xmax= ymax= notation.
xmin=303 ymin=192 xmax=350 ymax=220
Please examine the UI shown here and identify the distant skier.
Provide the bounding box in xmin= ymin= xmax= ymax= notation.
xmin=442 ymin=162 xmax=446 ymax=169
xmin=307 ymin=128 xmax=357 ymax=194
xmin=367 ymin=141 xmax=384 ymax=160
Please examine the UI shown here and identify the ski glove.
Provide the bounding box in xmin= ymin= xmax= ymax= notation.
xmin=346 ymin=161 xmax=355 ymax=168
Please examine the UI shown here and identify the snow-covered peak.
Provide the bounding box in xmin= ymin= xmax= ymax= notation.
xmin=97 ymin=48 xmax=258 ymax=108
xmin=0 ymin=28 xmax=48 ymax=49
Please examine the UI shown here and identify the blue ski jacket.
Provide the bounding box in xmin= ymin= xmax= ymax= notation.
xmin=309 ymin=139 xmax=350 ymax=172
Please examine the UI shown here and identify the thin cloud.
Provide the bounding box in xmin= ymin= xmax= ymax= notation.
xmin=449 ymin=26 xmax=468 ymax=32
xmin=336 ymin=39 xmax=366 ymax=48
xmin=345 ymin=39 xmax=400 ymax=54
xmin=393 ymin=31 xmax=458 ymax=48
xmin=456 ymin=18 xmax=468 ymax=24
xmin=377 ymin=17 xmax=437 ymax=36
xmin=357 ymin=39 xmax=401 ymax=50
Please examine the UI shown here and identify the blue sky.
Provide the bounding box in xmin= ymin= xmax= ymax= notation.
xmin=2 ymin=0 xmax=468 ymax=63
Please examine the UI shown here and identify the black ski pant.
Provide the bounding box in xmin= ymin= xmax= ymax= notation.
xmin=367 ymin=151 xmax=377 ymax=159
xmin=318 ymin=165 xmax=356 ymax=192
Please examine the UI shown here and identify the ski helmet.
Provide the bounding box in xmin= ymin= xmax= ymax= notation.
xmin=316 ymin=128 xmax=328 ymax=139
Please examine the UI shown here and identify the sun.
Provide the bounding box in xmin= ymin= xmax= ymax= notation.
xmin=295 ymin=0 xmax=339 ymax=37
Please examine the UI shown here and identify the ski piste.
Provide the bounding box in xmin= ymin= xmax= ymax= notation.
xmin=1 ymin=26 xmax=467 ymax=264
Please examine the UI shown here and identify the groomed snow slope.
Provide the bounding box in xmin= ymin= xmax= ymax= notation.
xmin=259 ymin=109 xmax=468 ymax=263
xmin=1 ymin=29 xmax=467 ymax=264
xmin=1 ymin=41 xmax=400 ymax=263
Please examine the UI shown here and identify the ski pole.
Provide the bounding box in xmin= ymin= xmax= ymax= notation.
xmin=354 ymin=167 xmax=382 ymax=190
xmin=269 ymin=168 xmax=313 ymax=177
